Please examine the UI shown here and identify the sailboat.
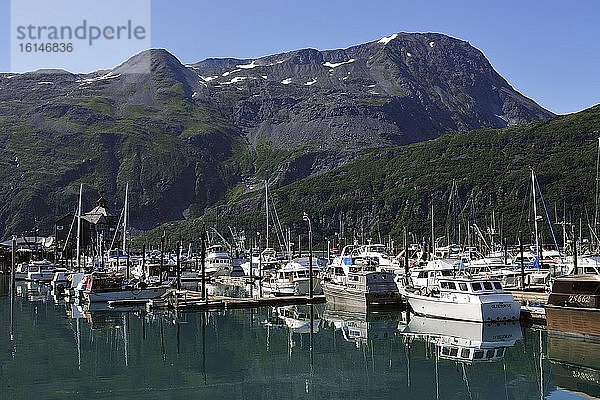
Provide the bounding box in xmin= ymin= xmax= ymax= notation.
xmin=83 ymin=184 xmax=170 ymax=303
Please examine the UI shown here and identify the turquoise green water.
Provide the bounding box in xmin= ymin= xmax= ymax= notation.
xmin=1 ymin=279 xmax=598 ymax=400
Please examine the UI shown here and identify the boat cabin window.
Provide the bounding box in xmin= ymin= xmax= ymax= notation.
xmin=493 ymin=282 xmax=502 ymax=290
xmin=471 ymin=282 xmax=482 ymax=291
xmin=449 ymin=347 xmax=458 ymax=357
xmin=485 ymin=350 xmax=495 ymax=359
xmin=459 ymin=283 xmax=468 ymax=291
xmin=483 ymin=282 xmax=493 ymax=290
xmin=460 ymin=349 xmax=470 ymax=358
xmin=473 ymin=350 xmax=484 ymax=360
xmin=495 ymin=348 xmax=505 ymax=357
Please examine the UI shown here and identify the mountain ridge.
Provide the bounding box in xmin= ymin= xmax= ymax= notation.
xmin=0 ymin=32 xmax=554 ymax=238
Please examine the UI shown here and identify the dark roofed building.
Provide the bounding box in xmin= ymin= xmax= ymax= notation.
xmin=55 ymin=196 xmax=121 ymax=258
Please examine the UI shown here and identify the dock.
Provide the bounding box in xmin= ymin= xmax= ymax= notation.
xmin=146 ymin=289 xmax=326 ymax=311
xmin=508 ymin=290 xmax=549 ymax=304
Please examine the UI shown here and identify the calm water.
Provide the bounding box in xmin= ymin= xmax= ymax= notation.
xmin=1 ymin=278 xmax=599 ymax=400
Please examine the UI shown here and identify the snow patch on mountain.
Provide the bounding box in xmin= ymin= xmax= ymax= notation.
xmin=378 ymin=33 xmax=398 ymax=45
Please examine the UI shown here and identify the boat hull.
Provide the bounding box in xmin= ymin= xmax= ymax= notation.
xmin=264 ymin=278 xmax=322 ymax=296
xmin=405 ymin=293 xmax=521 ymax=322
xmin=545 ymin=305 xmax=600 ymax=338
xmin=85 ymin=286 xmax=168 ymax=303
xmin=322 ymin=282 xmax=402 ymax=309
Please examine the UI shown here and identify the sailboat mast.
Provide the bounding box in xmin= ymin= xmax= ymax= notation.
xmin=595 ymin=137 xmax=600 ymax=247
xmin=431 ymin=201 xmax=435 ymax=259
xmin=531 ymin=170 xmax=540 ymax=258
xmin=265 ymin=180 xmax=269 ymax=249
xmin=122 ymin=183 xmax=129 ymax=256
xmin=76 ymin=184 xmax=83 ymax=271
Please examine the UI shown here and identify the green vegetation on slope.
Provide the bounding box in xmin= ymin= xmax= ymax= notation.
xmin=141 ymin=105 xmax=600 ymax=247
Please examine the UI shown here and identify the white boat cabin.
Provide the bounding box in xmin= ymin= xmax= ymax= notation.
xmin=438 ymin=279 xmax=504 ymax=294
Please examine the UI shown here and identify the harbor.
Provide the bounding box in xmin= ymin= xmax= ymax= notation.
xmin=2 ymin=276 xmax=600 ymax=400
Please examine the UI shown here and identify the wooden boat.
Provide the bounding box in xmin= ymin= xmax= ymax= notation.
xmin=401 ymin=277 xmax=521 ymax=322
xmin=545 ymin=274 xmax=600 ymax=338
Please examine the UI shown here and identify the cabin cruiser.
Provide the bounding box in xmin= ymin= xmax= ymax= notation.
xmin=399 ymin=258 xmax=461 ymax=290
xmin=321 ymin=260 xmax=401 ymax=309
xmin=350 ymin=243 xmax=400 ymax=272
xmin=545 ymin=274 xmax=600 ymax=337
xmin=400 ymin=277 xmax=521 ymax=322
xmin=262 ymin=258 xmax=322 ymax=296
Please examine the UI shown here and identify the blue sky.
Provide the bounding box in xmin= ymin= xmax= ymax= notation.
xmin=1 ymin=0 xmax=599 ymax=114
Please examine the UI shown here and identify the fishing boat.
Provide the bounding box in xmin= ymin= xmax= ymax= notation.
xmin=400 ymin=277 xmax=521 ymax=322
xmin=83 ymin=273 xmax=169 ymax=303
xmin=545 ymin=274 xmax=600 ymax=337
xmin=204 ymin=244 xmax=233 ymax=276
xmin=321 ymin=262 xmax=401 ymax=309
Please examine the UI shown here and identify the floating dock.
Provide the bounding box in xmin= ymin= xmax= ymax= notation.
xmin=146 ymin=289 xmax=326 ymax=311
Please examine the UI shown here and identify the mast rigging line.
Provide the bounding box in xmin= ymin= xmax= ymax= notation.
xmin=534 ymin=175 xmax=562 ymax=258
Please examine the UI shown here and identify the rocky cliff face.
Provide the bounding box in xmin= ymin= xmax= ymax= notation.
xmin=189 ymin=32 xmax=552 ymax=150
xmin=0 ymin=33 xmax=553 ymax=237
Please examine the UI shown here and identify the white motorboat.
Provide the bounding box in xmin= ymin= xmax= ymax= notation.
xmin=262 ymin=258 xmax=322 ymax=296
xmin=83 ymin=273 xmax=169 ymax=303
xmin=401 ymin=277 xmax=521 ymax=322
xmin=351 ymin=243 xmax=400 ymax=272
xmin=204 ymin=244 xmax=233 ymax=276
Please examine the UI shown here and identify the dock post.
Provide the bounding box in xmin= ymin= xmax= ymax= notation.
xmin=201 ymin=230 xmax=206 ymax=301
xmin=519 ymin=231 xmax=525 ymax=290
xmin=303 ymin=213 xmax=313 ymax=299
xmin=11 ymin=235 xmax=16 ymax=289
xmin=257 ymin=232 xmax=262 ymax=297
xmin=573 ymin=232 xmax=578 ymax=275
xmin=404 ymin=228 xmax=409 ymax=286
xmin=160 ymin=231 xmax=165 ymax=281
xmin=176 ymin=241 xmax=181 ymax=291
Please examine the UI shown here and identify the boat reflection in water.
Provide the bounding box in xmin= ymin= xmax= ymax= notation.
xmin=321 ymin=302 xmax=401 ymax=345
xmin=399 ymin=315 xmax=522 ymax=364
xmin=546 ymin=332 xmax=600 ymax=399
xmin=276 ymin=305 xmax=321 ymax=334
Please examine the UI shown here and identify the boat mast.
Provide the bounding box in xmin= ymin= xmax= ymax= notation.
xmin=531 ymin=169 xmax=540 ymax=259
xmin=431 ymin=201 xmax=435 ymax=259
xmin=265 ymin=180 xmax=269 ymax=249
xmin=76 ymin=184 xmax=83 ymax=271
xmin=595 ymin=137 xmax=600 ymax=248
xmin=122 ymin=183 xmax=128 ymax=255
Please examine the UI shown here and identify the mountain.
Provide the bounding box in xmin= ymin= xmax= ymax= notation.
xmin=190 ymin=32 xmax=551 ymax=152
xmin=146 ymin=105 xmax=600 ymax=246
xmin=0 ymin=33 xmax=553 ymax=238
